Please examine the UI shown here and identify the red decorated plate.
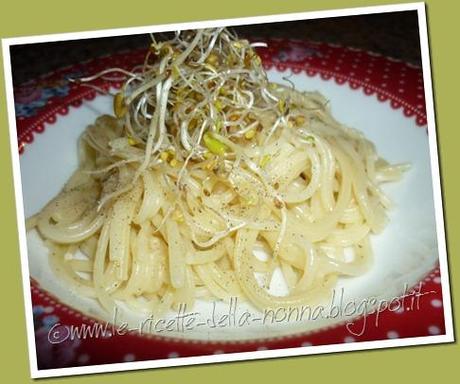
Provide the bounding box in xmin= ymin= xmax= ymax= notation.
xmin=15 ymin=39 xmax=446 ymax=370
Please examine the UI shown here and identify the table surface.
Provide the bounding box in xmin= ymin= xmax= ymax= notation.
xmin=10 ymin=11 xmax=421 ymax=87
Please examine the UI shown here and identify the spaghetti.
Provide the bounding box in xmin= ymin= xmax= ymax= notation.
xmin=26 ymin=28 xmax=408 ymax=315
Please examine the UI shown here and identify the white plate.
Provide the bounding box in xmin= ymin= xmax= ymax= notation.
xmin=21 ymin=68 xmax=438 ymax=341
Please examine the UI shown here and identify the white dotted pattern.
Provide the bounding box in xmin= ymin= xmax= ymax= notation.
xmin=431 ymin=299 xmax=443 ymax=308
xmin=77 ymin=354 xmax=90 ymax=364
xmin=257 ymin=346 xmax=268 ymax=351
xmin=387 ymin=331 xmax=399 ymax=339
xmin=123 ymin=353 xmax=135 ymax=362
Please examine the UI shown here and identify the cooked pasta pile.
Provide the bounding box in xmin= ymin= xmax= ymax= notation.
xmin=27 ymin=28 xmax=408 ymax=314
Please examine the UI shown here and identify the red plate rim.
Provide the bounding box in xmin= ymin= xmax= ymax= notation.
xmin=16 ymin=39 xmax=444 ymax=368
